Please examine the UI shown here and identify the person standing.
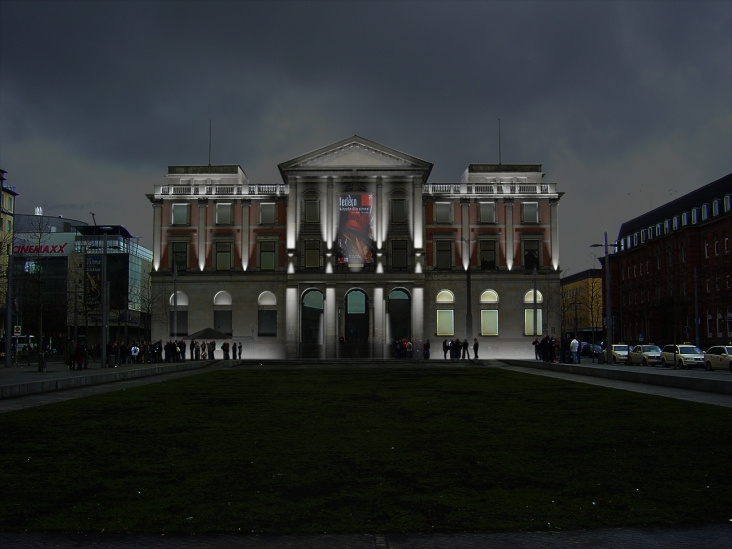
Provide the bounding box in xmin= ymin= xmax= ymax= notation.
xmin=473 ymin=338 xmax=479 ymax=359
xmin=237 ymin=342 xmax=242 ymax=359
xmin=570 ymin=336 xmax=580 ymax=364
xmin=423 ymin=339 xmax=430 ymax=360
xmin=461 ymin=338 xmax=469 ymax=359
xmin=443 ymin=339 xmax=448 ymax=360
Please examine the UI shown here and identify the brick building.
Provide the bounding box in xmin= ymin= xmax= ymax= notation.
xmin=609 ymin=173 xmax=732 ymax=348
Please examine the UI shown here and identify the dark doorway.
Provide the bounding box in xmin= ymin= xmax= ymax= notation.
xmin=388 ymin=289 xmax=411 ymax=342
xmin=344 ymin=289 xmax=369 ymax=357
xmin=301 ymin=290 xmax=323 ymax=358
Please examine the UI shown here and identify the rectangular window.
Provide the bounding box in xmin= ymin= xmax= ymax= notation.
xmin=260 ymin=241 xmax=275 ymax=270
xmin=305 ymin=240 xmax=320 ymax=268
xmin=435 ymin=202 xmax=451 ymax=223
xmin=216 ymin=203 xmax=233 ymax=225
xmin=523 ymin=240 xmax=540 ymax=270
xmin=392 ymin=240 xmax=408 ymax=269
xmin=260 ymin=203 xmax=276 ymax=224
xmin=479 ymin=240 xmax=496 ymax=269
xmin=436 ymin=240 xmax=452 ymax=269
xmin=481 ymin=310 xmax=498 ymax=336
xmin=436 ymin=310 xmax=454 ymax=336
xmin=258 ymin=310 xmax=277 ymax=336
xmin=170 ymin=242 xmax=188 ymax=271
xmin=214 ymin=310 xmax=232 ymax=335
xmin=169 ymin=310 xmax=188 ymax=337
xmin=479 ymin=202 xmax=495 ymax=223
xmin=216 ymin=242 xmax=232 ymax=270
xmin=305 ymin=200 xmax=320 ymax=223
xmin=524 ymin=309 xmax=543 ymax=336
xmin=392 ymin=199 xmax=407 ymax=223
xmin=172 ymin=204 xmax=189 ymax=225
xmin=522 ymin=202 xmax=539 ymax=224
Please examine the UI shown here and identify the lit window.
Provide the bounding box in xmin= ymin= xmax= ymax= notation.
xmin=436 ymin=310 xmax=454 ymax=336
xmin=524 ymin=309 xmax=542 ymax=336
xmin=436 ymin=290 xmax=455 ymax=302
xmin=480 ymin=290 xmax=499 ymax=303
xmin=481 ymin=310 xmax=498 ymax=336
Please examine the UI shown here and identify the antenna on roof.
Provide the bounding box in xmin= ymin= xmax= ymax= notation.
xmin=208 ymin=119 xmax=212 ymax=166
xmin=498 ymin=118 xmax=502 ymax=165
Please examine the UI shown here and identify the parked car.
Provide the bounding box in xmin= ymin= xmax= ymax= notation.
xmin=660 ymin=344 xmax=705 ymax=369
xmin=581 ymin=343 xmax=602 ymax=358
xmin=598 ymin=344 xmax=629 ymax=364
xmin=628 ymin=344 xmax=662 ymax=366
xmin=703 ymin=345 xmax=732 ymax=371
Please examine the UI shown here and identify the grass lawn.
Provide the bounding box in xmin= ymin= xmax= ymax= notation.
xmin=0 ymin=367 xmax=730 ymax=535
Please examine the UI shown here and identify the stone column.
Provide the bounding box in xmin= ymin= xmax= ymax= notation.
xmin=151 ymin=200 xmax=162 ymax=271
xmin=198 ymin=199 xmax=207 ymax=271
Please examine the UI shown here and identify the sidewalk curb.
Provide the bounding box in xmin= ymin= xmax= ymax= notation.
xmin=0 ymin=361 xmax=215 ymax=399
xmin=500 ymin=359 xmax=732 ymax=395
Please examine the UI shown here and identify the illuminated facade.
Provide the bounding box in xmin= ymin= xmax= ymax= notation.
xmin=148 ymin=136 xmax=563 ymax=358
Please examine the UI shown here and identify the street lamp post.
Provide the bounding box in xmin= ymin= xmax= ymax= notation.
xmin=591 ymin=231 xmax=619 ymax=358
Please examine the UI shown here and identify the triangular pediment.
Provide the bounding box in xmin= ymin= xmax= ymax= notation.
xmin=278 ymin=135 xmax=433 ymax=176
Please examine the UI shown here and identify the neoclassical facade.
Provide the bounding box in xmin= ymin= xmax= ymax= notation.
xmin=147 ymin=136 xmax=563 ymax=358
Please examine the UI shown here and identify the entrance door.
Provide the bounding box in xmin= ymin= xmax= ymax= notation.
xmin=301 ymin=290 xmax=323 ymax=358
xmin=345 ymin=289 xmax=369 ymax=357
xmin=388 ymin=289 xmax=411 ymax=343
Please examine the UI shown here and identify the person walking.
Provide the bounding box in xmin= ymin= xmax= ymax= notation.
xmin=473 ymin=338 xmax=479 ymax=359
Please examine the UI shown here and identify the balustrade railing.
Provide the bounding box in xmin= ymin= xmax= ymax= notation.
xmin=157 ymin=184 xmax=288 ymax=196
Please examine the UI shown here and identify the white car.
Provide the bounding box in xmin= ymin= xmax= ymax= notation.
xmin=703 ymin=346 xmax=732 ymax=371
xmin=599 ymin=344 xmax=629 ymax=364
xmin=660 ymin=344 xmax=705 ymax=369
xmin=628 ymin=345 xmax=662 ymax=366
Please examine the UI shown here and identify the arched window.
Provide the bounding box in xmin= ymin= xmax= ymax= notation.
xmin=213 ymin=291 xmax=233 ymax=335
xmin=480 ymin=290 xmax=499 ymax=336
xmin=524 ymin=290 xmax=543 ymax=303
xmin=436 ymin=290 xmax=455 ymax=303
xmin=258 ymin=291 xmax=277 ymax=336
xmin=480 ymin=290 xmax=499 ymax=303
xmin=169 ymin=291 xmax=189 ymax=337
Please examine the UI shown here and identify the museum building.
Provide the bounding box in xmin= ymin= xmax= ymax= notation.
xmin=147 ymin=136 xmax=563 ymax=358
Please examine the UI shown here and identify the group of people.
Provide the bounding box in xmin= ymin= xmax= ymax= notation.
xmin=442 ymin=338 xmax=479 ymax=360
xmin=533 ymin=334 xmax=581 ymax=363
xmin=64 ymin=338 xmax=246 ymax=369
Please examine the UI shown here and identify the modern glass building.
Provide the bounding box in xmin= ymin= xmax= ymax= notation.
xmin=11 ymin=215 xmax=152 ymax=352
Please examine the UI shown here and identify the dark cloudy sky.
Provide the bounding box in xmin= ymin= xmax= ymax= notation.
xmin=1 ymin=0 xmax=730 ymax=273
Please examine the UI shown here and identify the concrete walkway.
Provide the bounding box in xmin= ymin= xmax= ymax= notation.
xmin=1 ymin=357 xmax=731 ymax=547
